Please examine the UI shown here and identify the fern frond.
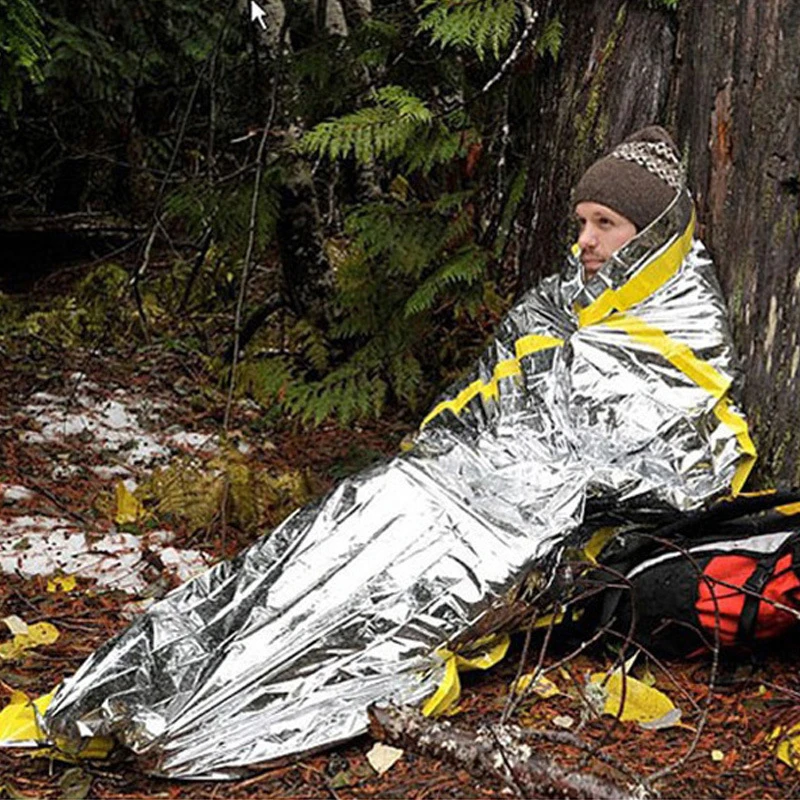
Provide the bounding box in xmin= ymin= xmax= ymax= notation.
xmin=403 ymin=247 xmax=488 ymax=317
xmin=302 ymin=85 xmax=432 ymax=164
xmin=163 ymin=167 xmax=281 ymax=250
xmin=535 ymin=15 xmax=563 ymax=60
xmin=417 ymin=0 xmax=519 ymax=61
xmin=432 ymin=190 xmax=476 ymax=214
xmin=403 ymin=122 xmax=479 ymax=174
xmin=293 ymin=319 xmax=330 ymax=372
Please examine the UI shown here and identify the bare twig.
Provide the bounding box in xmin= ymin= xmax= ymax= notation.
xmin=369 ymin=703 xmax=633 ymax=799
xmin=502 ymin=595 xmax=559 ymax=723
xmin=520 ymin=727 xmax=649 ymax=790
xmin=130 ymin=0 xmax=238 ymax=334
xmin=223 ymin=18 xmax=286 ymax=431
xmin=479 ymin=7 xmax=540 ymax=97
xmin=638 ymin=535 xmax=723 ymax=787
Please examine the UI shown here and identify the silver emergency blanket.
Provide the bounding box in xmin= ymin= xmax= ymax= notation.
xmin=44 ymin=188 xmax=755 ymax=779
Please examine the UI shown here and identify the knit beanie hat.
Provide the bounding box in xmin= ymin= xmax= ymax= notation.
xmin=572 ymin=125 xmax=684 ymax=231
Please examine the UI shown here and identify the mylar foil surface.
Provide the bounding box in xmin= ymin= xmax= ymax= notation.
xmin=44 ymin=190 xmax=755 ymax=779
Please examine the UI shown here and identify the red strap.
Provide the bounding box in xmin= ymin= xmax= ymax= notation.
xmin=755 ymin=553 xmax=800 ymax=639
xmin=696 ymin=553 xmax=800 ymax=646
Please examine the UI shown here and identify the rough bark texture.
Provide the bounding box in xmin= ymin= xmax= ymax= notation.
xmin=276 ymin=162 xmax=334 ymax=327
xmin=519 ymin=0 xmax=800 ymax=487
xmin=368 ymin=703 xmax=633 ymax=800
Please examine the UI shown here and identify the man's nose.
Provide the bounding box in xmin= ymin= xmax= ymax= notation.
xmin=578 ymin=224 xmax=596 ymax=250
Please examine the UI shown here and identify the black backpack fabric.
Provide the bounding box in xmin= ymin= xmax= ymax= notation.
xmin=581 ymin=490 xmax=800 ymax=658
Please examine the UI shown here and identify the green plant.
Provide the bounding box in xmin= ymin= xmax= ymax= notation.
xmin=221 ymin=0 xmax=565 ymax=425
xmin=1 ymin=0 xmax=560 ymax=429
xmin=0 ymin=0 xmax=48 ymax=115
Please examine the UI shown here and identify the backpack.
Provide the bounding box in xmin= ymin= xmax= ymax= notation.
xmin=582 ymin=491 xmax=800 ymax=658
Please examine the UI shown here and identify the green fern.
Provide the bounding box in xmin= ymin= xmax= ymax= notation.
xmin=235 ymin=187 xmax=495 ymax=425
xmin=293 ymin=319 xmax=330 ymax=373
xmin=302 ymin=86 xmax=432 ymax=164
xmin=404 ymin=247 xmax=487 ymax=316
xmin=0 ymin=0 xmax=48 ymax=113
xmin=535 ymin=15 xmax=564 ymax=60
xmin=163 ymin=168 xmax=281 ymax=255
xmin=417 ymin=0 xmax=519 ymax=61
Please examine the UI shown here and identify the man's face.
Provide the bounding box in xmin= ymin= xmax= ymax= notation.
xmin=574 ymin=201 xmax=637 ymax=278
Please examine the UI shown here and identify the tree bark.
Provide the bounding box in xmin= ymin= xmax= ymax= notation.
xmin=517 ymin=0 xmax=800 ymax=487
xmin=368 ymin=704 xmax=633 ymax=800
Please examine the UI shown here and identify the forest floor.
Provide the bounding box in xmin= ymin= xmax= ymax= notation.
xmin=3 ymin=272 xmax=800 ymax=799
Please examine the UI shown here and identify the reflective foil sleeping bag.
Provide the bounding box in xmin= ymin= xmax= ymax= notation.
xmin=43 ymin=188 xmax=755 ymax=778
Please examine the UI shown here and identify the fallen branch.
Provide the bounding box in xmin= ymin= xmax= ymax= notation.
xmin=368 ymin=703 xmax=636 ymax=800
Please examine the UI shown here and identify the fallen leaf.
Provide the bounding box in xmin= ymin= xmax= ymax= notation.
xmin=639 ymin=664 xmax=656 ymax=687
xmin=590 ymin=667 xmax=680 ymax=729
xmin=2 ymin=615 xmax=29 ymax=636
xmin=47 ymin=574 xmax=77 ymax=593
xmin=512 ymin=672 xmax=561 ymax=699
xmin=0 ymin=640 xmax=24 ymax=660
xmin=552 ymin=714 xmax=574 ymax=729
xmin=711 ymin=749 xmax=725 ymax=762
xmin=0 ymin=622 xmax=60 ymax=661
xmin=328 ymin=770 xmax=356 ymax=789
xmin=768 ymin=723 xmax=800 ymax=771
xmin=114 ymin=480 xmax=143 ymax=524
xmin=639 ymin=707 xmax=682 ymax=730
xmin=366 ymin=742 xmax=403 ymax=775
xmin=59 ymin=767 xmax=93 ymax=800
xmin=26 ymin=622 xmax=60 ymax=646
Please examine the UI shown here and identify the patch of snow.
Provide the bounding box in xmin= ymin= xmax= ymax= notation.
xmin=19 ymin=381 xmax=186 ymax=469
xmin=2 ymin=379 xmax=224 ymax=596
xmin=1 ymin=485 xmax=36 ymax=505
xmin=168 ymin=431 xmax=218 ymax=453
xmin=89 ymin=465 xmax=133 ymax=480
xmin=20 ymin=379 xmax=222 ymax=470
xmin=159 ymin=547 xmax=209 ymax=583
xmin=51 ymin=464 xmax=82 ymax=481
xmin=0 ymin=515 xmax=209 ymax=596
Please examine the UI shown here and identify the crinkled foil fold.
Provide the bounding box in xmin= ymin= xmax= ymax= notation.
xmin=44 ymin=190 xmax=755 ymax=778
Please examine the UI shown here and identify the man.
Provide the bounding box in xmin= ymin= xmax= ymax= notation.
xmin=571 ymin=125 xmax=684 ymax=279
xmin=576 ymin=202 xmax=637 ymax=277
xmin=44 ymin=127 xmax=756 ymax=779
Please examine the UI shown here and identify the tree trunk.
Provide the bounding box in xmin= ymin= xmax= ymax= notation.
xmin=518 ymin=0 xmax=800 ymax=487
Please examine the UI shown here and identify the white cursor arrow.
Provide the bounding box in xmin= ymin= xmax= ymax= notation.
xmin=250 ymin=1 xmax=267 ymax=29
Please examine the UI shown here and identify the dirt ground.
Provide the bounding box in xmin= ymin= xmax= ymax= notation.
xmin=3 ymin=305 xmax=800 ymax=799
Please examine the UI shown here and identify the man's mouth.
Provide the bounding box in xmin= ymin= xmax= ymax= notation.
xmin=582 ymin=257 xmax=604 ymax=273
